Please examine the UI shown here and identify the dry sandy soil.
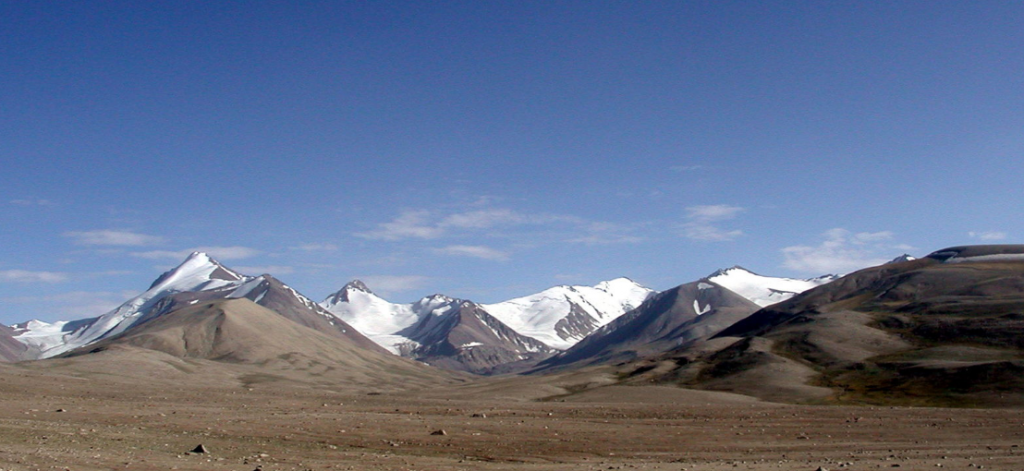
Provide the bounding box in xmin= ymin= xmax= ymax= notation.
xmin=2 ymin=358 xmax=1024 ymax=471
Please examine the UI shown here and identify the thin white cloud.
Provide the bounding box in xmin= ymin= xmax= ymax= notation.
xmin=0 ymin=269 xmax=69 ymax=283
xmin=10 ymin=199 xmax=55 ymax=206
xmin=132 ymin=246 xmax=261 ymax=261
xmin=434 ymin=245 xmax=510 ymax=261
xmin=65 ymin=229 xmax=165 ymax=246
xmin=682 ymin=204 xmax=744 ymax=241
xmin=4 ymin=290 xmax=136 ymax=321
xmin=290 ymin=243 xmax=339 ymax=252
xmin=849 ymin=230 xmax=894 ymax=244
xmin=358 ymin=206 xmax=643 ymax=249
xmin=357 ymin=207 xmax=570 ymax=241
xmin=686 ymin=205 xmax=743 ymax=220
xmin=968 ymin=231 xmax=1008 ymax=241
xmin=568 ymin=221 xmax=646 ymax=245
xmin=440 ymin=208 xmax=529 ymax=229
xmin=671 ymin=164 xmax=704 ymax=172
xmin=356 ymin=210 xmax=444 ymax=240
xmin=782 ymin=228 xmax=897 ymax=274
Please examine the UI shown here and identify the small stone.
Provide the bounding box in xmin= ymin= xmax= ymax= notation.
xmin=430 ymin=429 xmax=447 ymax=436
xmin=191 ymin=444 xmax=209 ymax=454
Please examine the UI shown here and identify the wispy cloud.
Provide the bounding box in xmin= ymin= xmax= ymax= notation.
xmin=0 ymin=269 xmax=68 ymax=283
xmin=289 ymin=243 xmax=339 ymax=252
xmin=356 ymin=210 xmax=445 ymax=240
xmin=782 ymin=228 xmax=899 ymax=274
xmin=671 ymin=164 xmax=704 ymax=172
xmin=132 ymin=246 xmax=261 ymax=260
xmin=568 ymin=221 xmax=646 ymax=245
xmin=968 ymin=231 xmax=1008 ymax=241
xmin=681 ymin=204 xmax=744 ymax=241
xmin=10 ymin=199 xmax=55 ymax=207
xmin=65 ymin=229 xmax=165 ymax=246
xmin=4 ymin=290 xmax=136 ymax=322
xmin=358 ymin=206 xmax=643 ymax=249
xmin=434 ymin=245 xmax=510 ymax=261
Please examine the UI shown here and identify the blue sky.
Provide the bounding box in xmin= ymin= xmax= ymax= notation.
xmin=2 ymin=1 xmax=1022 ymax=324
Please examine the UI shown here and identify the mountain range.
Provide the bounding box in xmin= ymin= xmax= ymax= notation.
xmin=6 ymin=252 xmax=836 ymax=374
xmin=17 ymin=246 xmax=1024 ymax=407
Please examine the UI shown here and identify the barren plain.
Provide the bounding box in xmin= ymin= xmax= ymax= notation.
xmin=2 ymin=355 xmax=1023 ymax=471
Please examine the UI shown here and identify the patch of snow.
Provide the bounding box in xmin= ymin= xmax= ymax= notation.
xmin=693 ymin=299 xmax=711 ymax=316
xmin=707 ymin=266 xmax=836 ymax=307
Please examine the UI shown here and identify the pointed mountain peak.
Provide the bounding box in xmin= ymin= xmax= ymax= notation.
xmin=323 ymin=280 xmax=371 ymax=305
xmin=344 ymin=279 xmax=372 ymax=294
xmin=706 ymin=265 xmax=755 ymax=279
xmin=184 ymin=251 xmax=212 ymax=263
xmin=148 ymin=252 xmax=243 ymax=290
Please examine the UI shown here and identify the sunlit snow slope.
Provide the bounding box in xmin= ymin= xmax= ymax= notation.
xmin=705 ymin=267 xmax=838 ymax=307
xmin=481 ymin=278 xmax=654 ymax=350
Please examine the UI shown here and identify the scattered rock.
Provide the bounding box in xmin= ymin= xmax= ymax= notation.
xmin=191 ymin=444 xmax=209 ymax=454
xmin=431 ymin=429 xmax=447 ymax=436
xmin=471 ymin=413 xmax=487 ymax=418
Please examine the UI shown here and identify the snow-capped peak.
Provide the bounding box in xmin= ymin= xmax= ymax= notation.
xmin=322 ymin=280 xmax=377 ymax=306
xmin=706 ymin=265 xmax=752 ymax=278
xmin=482 ymin=278 xmax=655 ymax=350
xmin=147 ymin=252 xmax=243 ymax=291
xmin=16 ymin=253 xmax=257 ymax=359
xmin=593 ymin=277 xmax=643 ymax=293
xmin=705 ymin=266 xmax=836 ymax=307
xmin=346 ymin=279 xmax=371 ymax=292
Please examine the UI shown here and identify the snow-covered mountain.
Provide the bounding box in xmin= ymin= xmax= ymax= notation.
xmin=481 ymin=278 xmax=654 ymax=350
xmin=319 ymin=278 xmax=651 ymax=374
xmin=321 ymin=282 xmax=558 ymax=373
xmin=321 ymin=281 xmax=426 ymax=353
xmin=397 ymin=300 xmax=556 ymax=375
xmin=705 ymin=266 xmax=839 ymax=307
xmin=14 ymin=252 xmax=381 ymax=359
xmin=321 ymin=278 xmax=654 ymax=353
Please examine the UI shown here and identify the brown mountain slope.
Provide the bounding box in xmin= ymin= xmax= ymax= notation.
xmin=617 ymin=246 xmax=1024 ymax=407
xmin=67 ymin=298 xmax=456 ymax=389
xmin=402 ymin=302 xmax=556 ymax=375
xmin=536 ymin=280 xmax=760 ymax=370
xmin=0 ymin=324 xmax=28 ymax=362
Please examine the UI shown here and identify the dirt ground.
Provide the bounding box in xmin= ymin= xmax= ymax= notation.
xmin=2 ymin=365 xmax=1024 ymax=471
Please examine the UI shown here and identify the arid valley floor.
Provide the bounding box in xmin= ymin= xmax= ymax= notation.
xmin=3 ymin=355 xmax=1024 ymax=471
